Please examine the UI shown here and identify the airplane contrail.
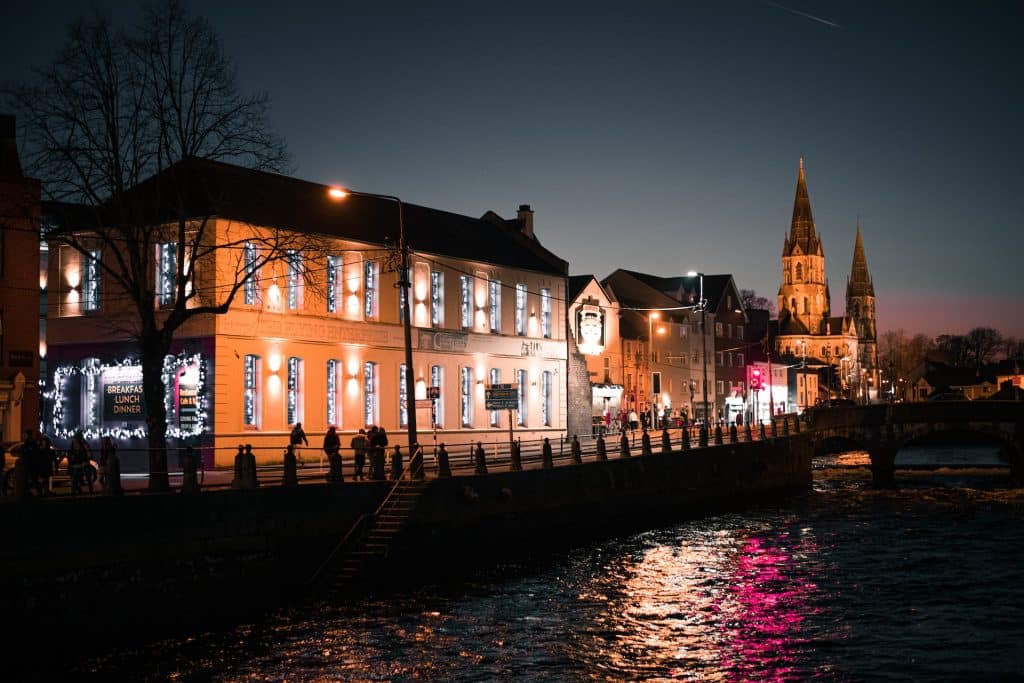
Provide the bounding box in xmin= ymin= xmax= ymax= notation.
xmin=762 ymin=0 xmax=841 ymax=28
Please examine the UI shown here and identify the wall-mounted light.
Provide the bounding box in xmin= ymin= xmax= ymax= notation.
xmin=267 ymin=352 xmax=282 ymax=374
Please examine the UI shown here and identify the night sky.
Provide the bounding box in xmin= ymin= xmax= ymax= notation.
xmin=4 ymin=1 xmax=1021 ymax=337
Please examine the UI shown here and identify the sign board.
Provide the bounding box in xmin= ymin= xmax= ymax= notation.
xmin=426 ymin=386 xmax=441 ymax=400
xmin=485 ymin=383 xmax=519 ymax=410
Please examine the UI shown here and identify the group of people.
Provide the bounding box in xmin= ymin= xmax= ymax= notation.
xmin=3 ymin=429 xmax=119 ymax=496
xmin=290 ymin=421 xmax=391 ymax=481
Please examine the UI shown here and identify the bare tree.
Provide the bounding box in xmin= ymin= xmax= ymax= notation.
xmin=6 ymin=1 xmax=307 ymax=491
xmin=740 ymin=288 xmax=775 ymax=316
xmin=964 ymin=327 xmax=1003 ymax=368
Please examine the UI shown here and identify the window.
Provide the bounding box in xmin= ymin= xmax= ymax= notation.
xmin=540 ymin=288 xmax=552 ymax=338
xmin=796 ymin=263 xmax=803 ymax=281
xmin=156 ymin=242 xmax=177 ymax=307
xmin=326 ymin=359 xmax=341 ymax=426
xmin=803 ymin=297 xmax=809 ymax=314
xmin=736 ymin=325 xmax=744 ymax=339
xmin=83 ymin=249 xmax=100 ymax=312
xmin=515 ymin=283 xmax=527 ymax=336
xmin=364 ymin=361 xmax=378 ymax=425
xmin=541 ymin=370 xmax=552 ymax=426
xmin=431 ymin=271 xmax=444 ymax=326
xmin=737 ymin=353 xmax=744 ymax=367
xmin=364 ymin=260 xmax=379 ymax=320
xmin=460 ymin=275 xmax=472 ymax=328
xmin=715 ymin=322 xmax=723 ymax=336
xmin=517 ymin=369 xmax=528 ymax=426
xmin=489 ymin=368 xmax=501 ymax=426
xmin=326 ymin=255 xmax=341 ymax=313
xmin=287 ymin=357 xmax=303 ymax=425
xmin=717 ymin=380 xmax=725 ymax=395
xmin=717 ymin=351 xmax=724 ymax=366
xmin=489 ymin=279 xmax=501 ymax=332
xmin=431 ymin=365 xmax=444 ymax=427
xmin=287 ymin=249 xmax=303 ymax=310
xmin=399 ymin=363 xmax=408 ymax=427
xmin=244 ymin=242 xmax=260 ymax=305
xmin=243 ymin=354 xmax=261 ymax=427
xmin=460 ymin=366 xmax=474 ymax=427
xmin=790 ymin=297 xmax=796 ymax=313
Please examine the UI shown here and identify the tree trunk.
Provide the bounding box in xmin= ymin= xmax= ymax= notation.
xmin=141 ymin=333 xmax=171 ymax=492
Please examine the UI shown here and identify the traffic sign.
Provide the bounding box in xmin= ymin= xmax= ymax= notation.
xmin=485 ymin=383 xmax=519 ymax=410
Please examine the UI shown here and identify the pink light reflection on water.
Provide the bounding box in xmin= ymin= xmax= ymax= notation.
xmin=714 ymin=532 xmax=822 ymax=682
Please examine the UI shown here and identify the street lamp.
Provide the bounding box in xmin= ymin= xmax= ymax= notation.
xmin=328 ymin=186 xmax=420 ymax=473
xmin=647 ymin=311 xmax=664 ymax=430
xmin=687 ymin=271 xmax=709 ymax=444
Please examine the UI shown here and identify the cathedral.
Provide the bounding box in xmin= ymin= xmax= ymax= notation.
xmin=775 ymin=159 xmax=879 ymax=402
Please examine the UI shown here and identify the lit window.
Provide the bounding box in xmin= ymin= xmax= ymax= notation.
xmin=287 ymin=357 xmax=303 ymax=425
xmin=327 ymin=359 xmax=341 ymax=426
xmin=364 ymin=261 xmax=379 ymax=320
xmin=431 ymin=365 xmax=444 ymax=427
xmin=541 ymin=370 xmax=552 ymax=426
xmin=431 ymin=271 xmax=444 ymax=326
xmin=398 ymin=363 xmax=409 ymax=427
xmin=715 ymin=322 xmax=723 ymax=336
xmin=364 ymin=361 xmax=378 ymax=425
xmin=244 ymin=242 xmax=260 ymax=305
xmin=461 ymin=366 xmax=473 ymax=427
xmin=717 ymin=380 xmax=725 ymax=395
xmin=517 ymin=368 xmax=528 ymax=426
xmin=541 ymin=288 xmax=552 ymax=338
xmin=515 ymin=283 xmax=527 ymax=336
xmin=489 ymin=279 xmax=501 ymax=332
xmin=156 ymin=242 xmax=177 ymax=307
xmin=243 ymin=354 xmax=261 ymax=427
xmin=83 ymin=249 xmax=100 ymax=312
xmin=796 ymin=263 xmax=803 ymax=281
xmin=326 ymin=255 xmax=341 ymax=313
xmin=460 ymin=275 xmax=472 ymax=328
xmin=489 ymin=368 xmax=501 ymax=426
xmin=736 ymin=324 xmax=744 ymax=339
xmin=287 ymin=249 xmax=303 ymax=310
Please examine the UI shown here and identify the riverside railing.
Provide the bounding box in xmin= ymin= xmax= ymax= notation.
xmin=1 ymin=415 xmax=803 ymax=500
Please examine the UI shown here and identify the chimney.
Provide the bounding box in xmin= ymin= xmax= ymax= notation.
xmin=0 ymin=114 xmax=23 ymax=177
xmin=517 ymin=204 xmax=534 ymax=239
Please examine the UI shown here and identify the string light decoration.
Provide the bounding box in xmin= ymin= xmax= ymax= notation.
xmin=44 ymin=351 xmax=208 ymax=441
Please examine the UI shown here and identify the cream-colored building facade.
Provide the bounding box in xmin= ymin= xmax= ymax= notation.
xmin=43 ymin=160 xmax=568 ymax=468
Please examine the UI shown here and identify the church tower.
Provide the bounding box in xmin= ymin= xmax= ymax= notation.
xmin=778 ymin=158 xmax=829 ymax=335
xmin=845 ymin=223 xmax=878 ymax=374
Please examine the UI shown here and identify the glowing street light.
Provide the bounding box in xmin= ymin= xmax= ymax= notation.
xmin=687 ymin=271 xmax=710 ymax=445
xmin=328 ymin=185 xmax=421 ymax=474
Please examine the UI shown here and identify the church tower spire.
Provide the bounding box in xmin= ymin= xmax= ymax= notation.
xmin=778 ymin=158 xmax=829 ymax=335
xmin=845 ymin=221 xmax=878 ymax=375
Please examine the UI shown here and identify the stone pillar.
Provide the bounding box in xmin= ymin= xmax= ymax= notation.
xmin=729 ymin=424 xmax=738 ymax=444
xmin=390 ymin=446 xmax=404 ymax=480
xmin=509 ymin=441 xmax=522 ymax=471
xmin=699 ymin=426 xmax=709 ymax=448
xmin=714 ymin=425 xmax=724 ymax=445
xmin=437 ymin=444 xmax=452 ymax=478
xmin=282 ymin=446 xmax=299 ymax=488
xmin=681 ymin=427 xmax=691 ymax=450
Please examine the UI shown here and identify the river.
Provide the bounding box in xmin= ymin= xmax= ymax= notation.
xmin=74 ymin=446 xmax=1023 ymax=681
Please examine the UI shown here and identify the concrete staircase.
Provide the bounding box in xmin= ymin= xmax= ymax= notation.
xmin=312 ymin=477 xmax=430 ymax=596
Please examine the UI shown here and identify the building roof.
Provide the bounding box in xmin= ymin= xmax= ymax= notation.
xmin=605 ymin=269 xmax=745 ymax=319
xmin=47 ymin=156 xmax=568 ymax=276
xmin=568 ymin=274 xmax=617 ymax=304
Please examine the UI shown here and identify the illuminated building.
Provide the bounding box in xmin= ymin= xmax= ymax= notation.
xmin=43 ymin=159 xmax=568 ymax=467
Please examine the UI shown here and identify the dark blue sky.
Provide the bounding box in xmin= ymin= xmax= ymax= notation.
xmin=4 ymin=1 xmax=1022 ymax=337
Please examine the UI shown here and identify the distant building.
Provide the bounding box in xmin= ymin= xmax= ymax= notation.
xmin=42 ymin=158 xmax=569 ymax=467
xmin=774 ymin=159 xmax=878 ymax=405
xmin=0 ymin=115 xmax=41 ymax=442
xmin=567 ymin=275 xmax=622 ymax=433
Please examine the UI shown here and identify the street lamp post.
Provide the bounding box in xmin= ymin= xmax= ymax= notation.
xmin=328 ymin=186 xmax=420 ymax=474
xmin=648 ymin=311 xmax=662 ymax=431
xmin=687 ymin=271 xmax=709 ymax=445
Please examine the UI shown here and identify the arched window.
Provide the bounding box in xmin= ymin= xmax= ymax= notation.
xmin=795 ymin=263 xmax=803 ymax=281
xmin=790 ymin=297 xmax=797 ymax=313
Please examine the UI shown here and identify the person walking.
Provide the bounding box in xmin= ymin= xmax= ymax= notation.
xmin=290 ymin=422 xmax=309 ymax=466
xmin=628 ymin=409 xmax=639 ymax=433
xmin=472 ymin=441 xmax=487 ymax=475
xmin=323 ymin=426 xmax=343 ymax=484
xmin=350 ymin=429 xmax=367 ymax=480
xmin=67 ymin=431 xmax=90 ymax=495
xmin=570 ymin=434 xmax=582 ymax=464
xmin=541 ymin=437 xmax=554 ymax=469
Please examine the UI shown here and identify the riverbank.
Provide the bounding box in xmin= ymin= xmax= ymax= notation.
xmin=3 ymin=436 xmax=811 ymax=662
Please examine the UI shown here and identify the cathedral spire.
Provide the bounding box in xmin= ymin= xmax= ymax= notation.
xmin=846 ymin=221 xmax=874 ymax=298
xmin=787 ymin=157 xmax=817 ymax=255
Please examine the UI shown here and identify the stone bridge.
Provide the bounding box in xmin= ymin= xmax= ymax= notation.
xmin=804 ymin=401 xmax=1024 ymax=486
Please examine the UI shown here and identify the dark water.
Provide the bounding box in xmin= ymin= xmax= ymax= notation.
xmin=78 ymin=447 xmax=1024 ymax=681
